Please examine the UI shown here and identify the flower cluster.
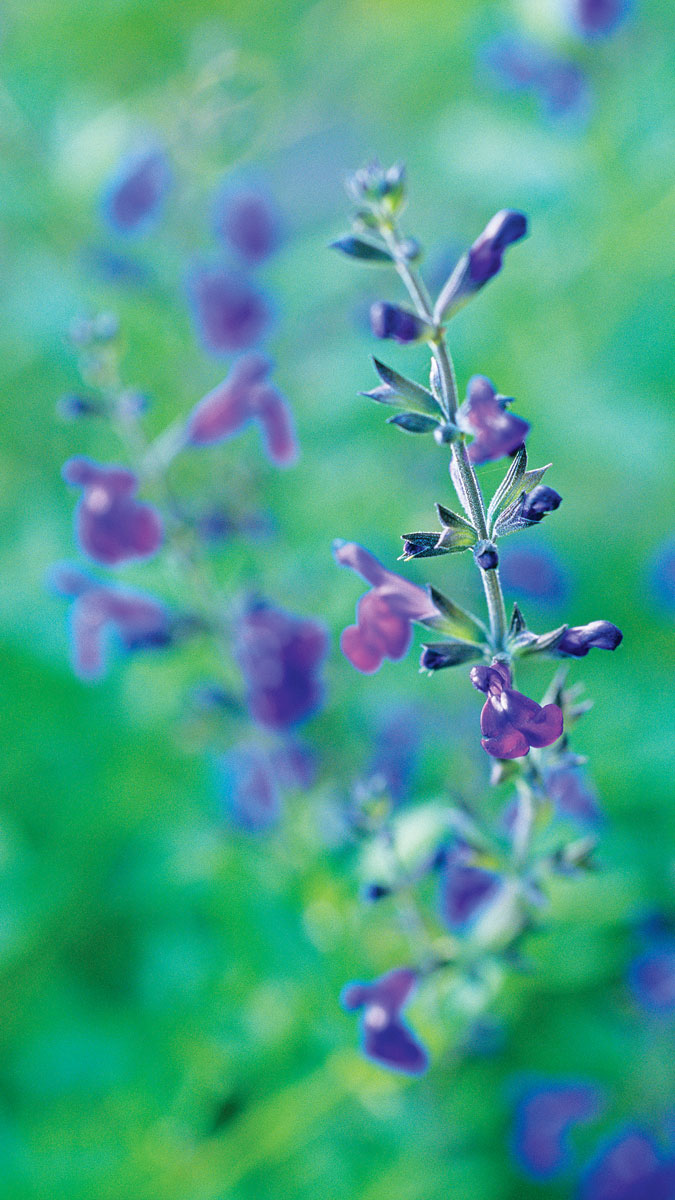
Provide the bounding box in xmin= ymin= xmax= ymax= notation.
xmin=332 ymin=163 xmax=622 ymax=1073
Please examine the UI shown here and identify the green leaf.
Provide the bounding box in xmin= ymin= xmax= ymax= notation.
xmin=434 ymin=523 xmax=477 ymax=552
xmin=387 ymin=412 xmax=439 ymax=433
xmin=487 ymin=445 xmax=527 ymax=530
xmin=371 ymin=358 xmax=441 ymax=415
xmin=418 ymin=585 xmax=487 ymax=642
xmin=435 ymin=502 xmax=476 ymax=532
xmin=330 ymin=235 xmax=393 ymax=262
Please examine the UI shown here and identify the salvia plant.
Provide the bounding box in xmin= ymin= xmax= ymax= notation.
xmin=331 ymin=162 xmax=623 ymax=1075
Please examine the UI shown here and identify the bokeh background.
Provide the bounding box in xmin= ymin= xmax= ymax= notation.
xmin=1 ymin=0 xmax=674 ymax=1196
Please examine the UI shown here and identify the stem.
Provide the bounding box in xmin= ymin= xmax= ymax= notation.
xmin=382 ymin=219 xmax=509 ymax=650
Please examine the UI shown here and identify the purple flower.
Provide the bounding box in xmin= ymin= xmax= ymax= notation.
xmin=579 ymin=1129 xmax=675 ymax=1200
xmin=333 ymin=540 xmax=438 ymax=673
xmin=441 ymin=843 xmax=502 ymax=930
xmin=648 ymin=535 xmax=675 ymax=613
xmin=50 ymin=564 xmax=171 ymax=680
xmin=185 ymin=354 xmax=298 ymax=466
xmin=62 ymin=457 xmax=163 ymax=566
xmin=435 ymin=212 xmax=528 ymax=319
xmin=470 ymin=661 xmax=563 ymax=759
xmin=369 ymin=302 xmax=431 ymax=344
xmin=188 ymin=266 xmax=271 ymax=355
xmin=341 ymin=968 xmax=428 ymax=1075
xmin=102 ymin=148 xmax=171 ymax=235
xmin=218 ymin=744 xmax=281 ymax=832
xmin=499 ymin=545 xmax=569 ymax=604
xmin=512 ymin=1079 xmax=602 ymax=1180
xmin=481 ymin=36 xmax=588 ymax=117
xmin=457 ymin=376 xmax=530 ymax=465
xmin=214 ymin=181 xmax=282 ymax=265
xmin=628 ymin=944 xmax=675 ymax=1014
xmin=234 ymin=598 xmax=328 ymax=730
xmin=520 ymin=485 xmax=562 ymax=522
xmin=572 ymin=0 xmax=631 ymax=39
xmin=367 ymin=707 xmax=420 ymax=803
xmin=544 ymin=763 xmax=602 ymax=826
xmin=556 ymin=621 xmax=623 ymax=657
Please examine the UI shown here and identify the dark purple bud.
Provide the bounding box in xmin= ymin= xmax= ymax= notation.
xmin=218 ymin=745 xmax=280 ymax=832
xmin=470 ymin=660 xmax=563 ymax=759
xmin=628 ymin=944 xmax=675 ymax=1014
xmin=572 ymin=0 xmax=631 ymax=39
xmin=188 ymin=266 xmax=271 ymax=355
xmin=370 ymin=302 xmax=431 ymax=344
xmin=556 ymin=621 xmax=623 ymax=657
xmin=420 ymin=642 xmax=483 ymax=670
xmin=468 ymin=210 xmax=528 ymax=286
xmin=62 ymin=457 xmax=163 ymax=566
xmin=363 ymin=883 xmax=391 ymax=902
xmin=511 ymin=1079 xmax=602 ymax=1181
xmin=520 ymin=485 xmax=562 ymax=523
xmin=102 ymin=148 xmax=171 ymax=235
xmin=234 ymin=598 xmax=329 ymax=730
xmin=499 ymin=545 xmax=569 ymax=604
xmin=340 ymin=967 xmax=428 ymax=1075
xmin=474 ymin=540 xmax=499 ymax=570
xmin=333 ymin=540 xmax=438 ymax=673
xmin=457 ymin=376 xmax=530 ymax=465
xmin=214 ymin=181 xmax=282 ymax=265
xmin=579 ymin=1130 xmax=669 ymax=1200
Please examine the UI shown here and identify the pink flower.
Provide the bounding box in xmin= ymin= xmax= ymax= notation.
xmin=470 ymin=661 xmax=563 ymax=759
xmin=185 ymin=355 xmax=298 ymax=466
xmin=333 ymin=541 xmax=437 ymax=673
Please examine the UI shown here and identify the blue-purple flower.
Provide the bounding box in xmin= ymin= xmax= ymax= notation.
xmin=185 ymin=354 xmax=298 ymax=466
xmin=213 ymin=181 xmax=282 ymax=265
xmin=367 ymin=707 xmax=420 ymax=804
xmin=627 ymin=942 xmax=675 ymax=1014
xmin=580 ymin=1129 xmax=675 ymax=1200
xmin=341 ymin=968 xmax=428 ymax=1074
xmin=435 ymin=211 xmax=528 ymax=320
xmin=333 ymin=540 xmax=438 ymax=673
xmin=544 ymin=762 xmax=602 ymax=827
xmin=572 ymin=0 xmax=632 ymax=39
xmin=102 ymin=148 xmax=171 ymax=235
xmin=470 ymin=661 xmax=563 ymax=759
xmin=62 ymin=457 xmax=163 ymax=566
xmin=441 ymin=843 xmax=502 ymax=930
xmin=457 ymin=376 xmax=530 ymax=465
xmin=234 ymin=598 xmax=328 ymax=730
xmin=188 ymin=266 xmax=271 ymax=355
xmin=512 ymin=1079 xmax=602 ymax=1180
xmin=481 ymin=36 xmax=588 ymax=117
xmin=50 ymin=564 xmax=171 ymax=680
xmin=556 ymin=621 xmax=623 ymax=657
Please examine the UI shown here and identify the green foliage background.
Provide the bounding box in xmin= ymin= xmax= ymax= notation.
xmin=1 ymin=0 xmax=674 ymax=1196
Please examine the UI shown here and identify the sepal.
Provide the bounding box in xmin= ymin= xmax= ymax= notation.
xmin=510 ymin=624 xmax=569 ymax=655
xmin=387 ymin=412 xmax=440 ymax=434
xmin=487 ymin=445 xmax=552 ymax=535
xmin=418 ymin=585 xmax=487 ymax=642
xmin=420 ymin=640 xmax=485 ymax=671
xmin=365 ymin=358 xmax=442 ymax=416
xmin=399 ymin=532 xmax=450 ymax=561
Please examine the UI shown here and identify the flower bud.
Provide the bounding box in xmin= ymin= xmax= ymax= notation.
xmin=474 ymin=540 xmax=499 ymax=570
xmin=370 ymin=302 xmax=432 ymax=344
xmin=520 ymin=485 xmax=562 ymax=523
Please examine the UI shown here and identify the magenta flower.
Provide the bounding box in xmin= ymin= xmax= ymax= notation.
xmin=341 ymin=968 xmax=428 ymax=1075
xmin=188 ymin=266 xmax=271 ymax=355
xmin=333 ymin=540 xmax=438 ymax=673
xmin=50 ymin=564 xmax=171 ymax=680
xmin=214 ymin=182 xmax=282 ymax=265
xmin=512 ymin=1079 xmax=602 ymax=1180
xmin=457 ymin=376 xmax=530 ymax=465
xmin=62 ymin=457 xmax=163 ymax=566
xmin=557 ymin=621 xmax=623 ymax=657
xmin=102 ymin=148 xmax=171 ymax=235
xmin=470 ymin=661 xmax=563 ymax=759
xmin=185 ymin=354 xmax=298 ymax=466
xmin=234 ymin=598 xmax=329 ymax=730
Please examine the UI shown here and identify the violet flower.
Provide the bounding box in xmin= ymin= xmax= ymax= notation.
xmin=512 ymin=1079 xmax=602 ymax=1180
xmin=481 ymin=36 xmax=588 ymax=118
xmin=457 ymin=376 xmax=530 ymax=465
xmin=50 ymin=564 xmax=171 ymax=680
xmin=441 ymin=843 xmax=502 ymax=930
xmin=470 ymin=662 xmax=563 ymax=759
xmin=214 ymin=181 xmax=282 ymax=265
xmin=544 ymin=762 xmax=602 ymax=827
xmin=368 ymin=707 xmax=420 ymax=803
xmin=102 ymin=148 xmax=171 ymax=235
xmin=185 ymin=354 xmax=298 ymax=466
xmin=435 ymin=211 xmax=528 ymax=320
xmin=580 ymin=1129 xmax=675 ymax=1200
xmin=572 ymin=0 xmax=631 ymax=39
xmin=556 ymin=621 xmax=623 ymax=657
xmin=62 ymin=457 xmax=163 ymax=566
xmin=341 ymin=968 xmax=428 ymax=1075
xmin=627 ymin=942 xmax=675 ymax=1014
xmin=333 ymin=540 xmax=438 ymax=673
xmin=234 ymin=598 xmax=329 ymax=730
xmin=188 ymin=266 xmax=271 ymax=355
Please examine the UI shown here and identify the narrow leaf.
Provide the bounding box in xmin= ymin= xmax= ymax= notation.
xmin=435 ymin=502 xmax=476 ymax=532
xmin=372 ymin=358 xmax=441 ymax=416
xmin=330 ymin=235 xmax=393 ymax=262
xmin=418 ymin=585 xmax=487 ymax=641
xmin=360 ymin=385 xmax=403 ymax=407
xmin=487 ymin=445 xmax=527 ymax=530
xmin=387 ymin=412 xmax=439 ymax=434
xmin=508 ymin=603 xmax=527 ymax=637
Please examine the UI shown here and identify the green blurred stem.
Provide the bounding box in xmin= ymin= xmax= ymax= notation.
xmin=382 ymin=221 xmax=508 ymax=650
